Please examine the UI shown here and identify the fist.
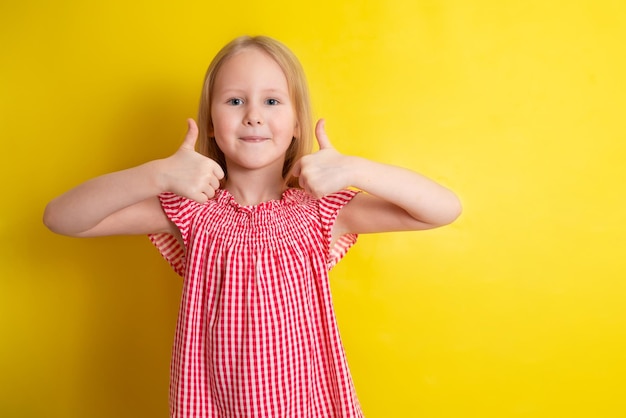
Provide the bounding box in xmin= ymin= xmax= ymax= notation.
xmin=160 ymin=119 xmax=225 ymax=203
xmin=292 ymin=119 xmax=352 ymax=198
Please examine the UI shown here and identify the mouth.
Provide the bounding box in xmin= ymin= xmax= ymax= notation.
xmin=239 ymin=136 xmax=269 ymax=143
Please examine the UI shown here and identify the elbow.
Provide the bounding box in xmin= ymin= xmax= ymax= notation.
xmin=446 ymin=195 xmax=463 ymax=225
xmin=42 ymin=201 xmax=60 ymax=234
xmin=431 ymin=192 xmax=463 ymax=228
xmin=43 ymin=200 xmax=72 ymax=236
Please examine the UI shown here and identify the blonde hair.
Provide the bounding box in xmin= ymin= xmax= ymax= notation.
xmin=197 ymin=35 xmax=313 ymax=188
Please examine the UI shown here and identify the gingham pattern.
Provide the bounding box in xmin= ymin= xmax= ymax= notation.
xmin=149 ymin=188 xmax=363 ymax=418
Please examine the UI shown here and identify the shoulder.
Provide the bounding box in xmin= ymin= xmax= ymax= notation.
xmin=283 ymin=188 xmax=358 ymax=211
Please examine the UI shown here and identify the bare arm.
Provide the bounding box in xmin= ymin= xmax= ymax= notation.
xmin=334 ymin=158 xmax=461 ymax=234
xmin=293 ymin=119 xmax=462 ymax=236
xmin=44 ymin=163 xmax=173 ymax=237
xmin=43 ymin=119 xmax=224 ymax=237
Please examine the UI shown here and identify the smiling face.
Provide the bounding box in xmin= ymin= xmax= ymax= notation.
xmin=209 ymin=47 xmax=298 ymax=180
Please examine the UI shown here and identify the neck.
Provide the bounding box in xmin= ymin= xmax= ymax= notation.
xmin=224 ymin=170 xmax=287 ymax=206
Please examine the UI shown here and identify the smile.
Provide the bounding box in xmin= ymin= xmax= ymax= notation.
xmin=239 ymin=136 xmax=269 ymax=142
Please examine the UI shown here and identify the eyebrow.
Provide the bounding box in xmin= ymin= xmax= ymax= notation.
xmin=217 ymin=88 xmax=289 ymax=95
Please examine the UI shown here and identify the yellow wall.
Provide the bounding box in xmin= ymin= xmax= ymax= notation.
xmin=2 ymin=1 xmax=625 ymax=417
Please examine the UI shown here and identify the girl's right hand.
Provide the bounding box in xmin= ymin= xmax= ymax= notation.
xmin=157 ymin=118 xmax=225 ymax=203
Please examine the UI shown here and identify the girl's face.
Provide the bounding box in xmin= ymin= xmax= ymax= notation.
xmin=210 ymin=47 xmax=298 ymax=179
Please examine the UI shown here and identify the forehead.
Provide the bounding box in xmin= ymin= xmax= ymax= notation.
xmin=213 ymin=47 xmax=289 ymax=92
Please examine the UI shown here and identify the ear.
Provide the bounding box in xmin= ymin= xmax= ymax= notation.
xmin=204 ymin=116 xmax=215 ymax=138
xmin=293 ymin=119 xmax=300 ymax=141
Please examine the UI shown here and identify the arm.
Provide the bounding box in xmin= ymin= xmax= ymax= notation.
xmin=333 ymin=158 xmax=461 ymax=234
xmin=43 ymin=119 xmax=224 ymax=237
xmin=293 ymin=119 xmax=462 ymax=236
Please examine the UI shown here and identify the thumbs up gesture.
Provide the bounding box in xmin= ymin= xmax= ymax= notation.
xmin=159 ymin=119 xmax=225 ymax=203
xmin=292 ymin=119 xmax=354 ymax=198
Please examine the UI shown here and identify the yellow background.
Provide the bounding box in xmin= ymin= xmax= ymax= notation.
xmin=2 ymin=1 xmax=625 ymax=417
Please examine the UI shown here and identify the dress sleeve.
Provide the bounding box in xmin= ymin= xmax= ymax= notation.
xmin=318 ymin=189 xmax=360 ymax=270
xmin=148 ymin=192 xmax=200 ymax=277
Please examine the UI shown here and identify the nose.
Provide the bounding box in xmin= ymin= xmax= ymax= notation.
xmin=243 ymin=105 xmax=263 ymax=126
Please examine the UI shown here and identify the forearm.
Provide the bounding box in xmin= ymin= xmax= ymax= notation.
xmin=44 ymin=160 xmax=164 ymax=235
xmin=347 ymin=156 xmax=462 ymax=227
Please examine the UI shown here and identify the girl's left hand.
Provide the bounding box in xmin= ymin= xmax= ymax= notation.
xmin=292 ymin=119 xmax=354 ymax=197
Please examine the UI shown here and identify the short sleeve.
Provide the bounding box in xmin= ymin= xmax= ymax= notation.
xmin=318 ymin=189 xmax=360 ymax=270
xmin=148 ymin=192 xmax=201 ymax=277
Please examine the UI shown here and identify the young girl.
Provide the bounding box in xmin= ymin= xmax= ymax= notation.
xmin=44 ymin=35 xmax=461 ymax=418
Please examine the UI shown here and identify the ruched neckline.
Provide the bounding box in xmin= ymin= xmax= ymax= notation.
xmin=215 ymin=188 xmax=306 ymax=212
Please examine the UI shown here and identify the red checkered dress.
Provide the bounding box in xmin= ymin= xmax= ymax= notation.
xmin=149 ymin=188 xmax=363 ymax=418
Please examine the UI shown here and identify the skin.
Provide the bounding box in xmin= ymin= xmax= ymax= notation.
xmin=43 ymin=47 xmax=462 ymax=245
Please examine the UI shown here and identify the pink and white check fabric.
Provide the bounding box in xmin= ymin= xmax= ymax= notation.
xmin=149 ymin=188 xmax=363 ymax=418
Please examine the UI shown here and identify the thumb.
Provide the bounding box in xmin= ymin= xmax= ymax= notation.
xmin=315 ymin=118 xmax=333 ymax=150
xmin=180 ymin=118 xmax=199 ymax=150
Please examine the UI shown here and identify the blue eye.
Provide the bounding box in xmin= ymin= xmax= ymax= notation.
xmin=265 ymin=98 xmax=279 ymax=105
xmin=228 ymin=98 xmax=243 ymax=105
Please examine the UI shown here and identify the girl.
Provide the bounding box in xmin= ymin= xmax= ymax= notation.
xmin=44 ymin=35 xmax=461 ymax=418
